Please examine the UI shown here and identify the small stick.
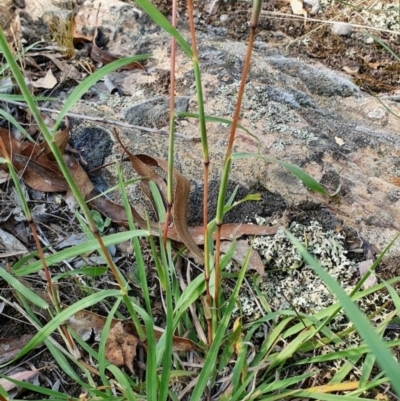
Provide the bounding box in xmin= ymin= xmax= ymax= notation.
xmin=4 ymin=99 xmax=200 ymax=141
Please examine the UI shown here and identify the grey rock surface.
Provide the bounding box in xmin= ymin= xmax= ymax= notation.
xmin=42 ymin=0 xmax=400 ymax=256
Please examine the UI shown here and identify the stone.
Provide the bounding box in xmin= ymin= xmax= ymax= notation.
xmin=330 ymin=22 xmax=353 ymax=36
xmin=21 ymin=0 xmax=400 ymax=258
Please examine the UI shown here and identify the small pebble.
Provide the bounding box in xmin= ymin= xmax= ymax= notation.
xmin=220 ymin=14 xmax=228 ymax=23
xmin=331 ymin=22 xmax=353 ymax=36
xmin=367 ymin=108 xmax=385 ymax=120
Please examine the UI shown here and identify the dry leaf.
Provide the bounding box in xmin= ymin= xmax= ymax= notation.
xmin=335 ymin=136 xmax=344 ymax=146
xmin=41 ymin=118 xmax=70 ymax=158
xmin=0 ymin=369 xmax=38 ymax=393
xmin=342 ymin=66 xmax=359 ymax=76
xmin=0 ymin=228 xmax=28 ymax=256
xmin=105 ymin=321 xmax=138 ymax=374
xmin=67 ymin=310 xmax=106 ymax=341
xmin=64 ymin=154 xmax=95 ymax=211
xmin=13 ymin=153 xmax=68 ymax=192
xmin=290 ymin=0 xmax=307 ymax=25
xmin=368 ymin=61 xmax=383 ymax=70
xmin=32 ymin=69 xmax=57 ymax=89
xmin=0 ymin=334 xmax=35 ymax=364
xmin=68 ymin=309 xmax=200 ymax=373
xmin=220 ymin=239 xmax=265 ymax=275
xmin=0 ymin=128 xmax=68 ymax=192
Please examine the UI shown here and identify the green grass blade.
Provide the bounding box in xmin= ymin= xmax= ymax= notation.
xmin=0 ymin=94 xmax=55 ymax=101
xmin=359 ymin=353 xmax=376 ymax=388
xmin=0 ymin=268 xmax=49 ymax=309
xmin=190 ymin=246 xmax=251 ymax=400
xmin=132 ymin=300 xmax=157 ymax=400
xmin=1 ymin=290 xmax=121 ymax=365
xmin=231 ymin=152 xmax=331 ymax=196
xmin=117 ymin=163 xmax=153 ymax=314
xmin=129 ymin=0 xmax=192 ymax=57
xmin=158 ymin=241 xmax=174 ymax=401
xmin=13 ymin=229 xmax=149 ymax=275
xmin=54 ymin=55 xmax=150 ymax=131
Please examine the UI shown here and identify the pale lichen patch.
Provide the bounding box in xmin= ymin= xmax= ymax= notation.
xmin=252 ymin=221 xmax=357 ymax=314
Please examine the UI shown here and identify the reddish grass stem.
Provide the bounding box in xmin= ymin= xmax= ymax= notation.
xmin=214 ymin=2 xmax=262 ymax=307
xmin=187 ymin=0 xmax=212 ymax=344
xmin=163 ymin=0 xmax=178 ymax=248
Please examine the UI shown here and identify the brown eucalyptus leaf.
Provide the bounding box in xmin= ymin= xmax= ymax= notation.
xmin=220 ymin=240 xmax=265 ymax=275
xmin=13 ymin=153 xmax=68 ymax=192
xmin=184 ymin=224 xmax=279 ymax=244
xmin=0 ymin=334 xmax=35 ymax=364
xmin=0 ymin=127 xmax=22 ymax=158
xmin=0 ymin=128 xmax=68 ymax=191
xmin=63 ymin=155 xmax=94 ymax=199
xmin=41 ymin=118 xmax=70 ymax=158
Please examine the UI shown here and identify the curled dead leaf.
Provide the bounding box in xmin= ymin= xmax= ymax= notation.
xmin=290 ymin=0 xmax=307 ymax=25
xmin=0 ymin=334 xmax=35 ymax=364
xmin=220 ymin=239 xmax=265 ymax=275
xmin=32 ymin=69 xmax=57 ymax=89
xmin=105 ymin=321 xmax=137 ymax=375
xmin=68 ymin=309 xmax=201 ymax=373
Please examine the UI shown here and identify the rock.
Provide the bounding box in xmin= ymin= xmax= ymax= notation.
xmin=22 ymin=0 xmax=400 ymax=257
xmin=331 ymin=22 xmax=353 ymax=36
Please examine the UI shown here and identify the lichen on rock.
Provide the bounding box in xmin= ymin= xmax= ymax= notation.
xmin=251 ymin=220 xmax=358 ymax=315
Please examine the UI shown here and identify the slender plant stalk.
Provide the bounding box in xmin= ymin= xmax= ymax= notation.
xmin=214 ymin=0 xmax=263 ymax=306
xmin=0 ymin=138 xmax=82 ymax=358
xmin=187 ymin=0 xmax=212 ymax=344
xmin=0 ymin=140 xmax=59 ymax=303
xmin=162 ymin=0 xmax=178 ymax=247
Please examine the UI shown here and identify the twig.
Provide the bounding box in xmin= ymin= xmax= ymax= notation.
xmin=253 ymin=10 xmax=400 ymax=36
xmin=4 ymin=99 xmax=200 ymax=141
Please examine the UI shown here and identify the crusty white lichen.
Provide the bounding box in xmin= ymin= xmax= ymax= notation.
xmin=360 ymin=1 xmax=399 ymax=31
xmin=252 ymin=221 xmax=357 ymax=315
xmin=225 ymin=219 xmax=398 ymax=361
